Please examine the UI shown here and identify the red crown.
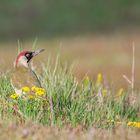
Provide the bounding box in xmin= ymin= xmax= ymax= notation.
xmin=16 ymin=51 xmax=29 ymax=65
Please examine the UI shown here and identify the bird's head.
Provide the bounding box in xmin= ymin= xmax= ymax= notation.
xmin=15 ymin=49 xmax=45 ymax=68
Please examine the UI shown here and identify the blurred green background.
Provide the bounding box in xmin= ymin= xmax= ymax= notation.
xmin=0 ymin=0 xmax=140 ymax=39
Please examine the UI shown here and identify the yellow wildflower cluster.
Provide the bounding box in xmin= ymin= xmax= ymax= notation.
xmin=127 ymin=122 xmax=140 ymax=128
xmin=10 ymin=86 xmax=45 ymax=99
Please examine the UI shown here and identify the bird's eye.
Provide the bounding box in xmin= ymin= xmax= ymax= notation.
xmin=25 ymin=53 xmax=30 ymax=58
xmin=25 ymin=52 xmax=33 ymax=63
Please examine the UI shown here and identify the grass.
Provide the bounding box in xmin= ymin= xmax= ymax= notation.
xmin=0 ymin=56 xmax=140 ymax=130
xmin=0 ymin=42 xmax=140 ymax=139
xmin=1 ymin=34 xmax=140 ymax=88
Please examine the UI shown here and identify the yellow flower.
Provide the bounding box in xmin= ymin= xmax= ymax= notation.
xmin=35 ymin=91 xmax=45 ymax=96
xmin=96 ymin=73 xmax=102 ymax=85
xmin=10 ymin=93 xmax=18 ymax=99
xmin=31 ymin=86 xmax=45 ymax=97
xmin=102 ymin=89 xmax=107 ymax=97
xmin=31 ymin=86 xmax=37 ymax=92
xmin=127 ymin=122 xmax=133 ymax=126
xmin=38 ymin=88 xmax=45 ymax=92
xmin=116 ymin=88 xmax=124 ymax=97
xmin=127 ymin=122 xmax=140 ymax=128
xmin=32 ymin=86 xmax=45 ymax=92
xmin=21 ymin=86 xmax=30 ymax=93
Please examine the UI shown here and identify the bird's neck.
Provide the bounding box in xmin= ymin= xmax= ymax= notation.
xmin=15 ymin=63 xmax=32 ymax=71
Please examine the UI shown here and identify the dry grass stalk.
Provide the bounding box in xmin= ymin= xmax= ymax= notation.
xmin=123 ymin=42 xmax=135 ymax=95
xmin=122 ymin=42 xmax=136 ymax=105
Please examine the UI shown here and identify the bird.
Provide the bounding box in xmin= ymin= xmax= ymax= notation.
xmin=11 ymin=49 xmax=45 ymax=96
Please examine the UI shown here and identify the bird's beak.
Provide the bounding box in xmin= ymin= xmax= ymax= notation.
xmin=32 ymin=49 xmax=45 ymax=57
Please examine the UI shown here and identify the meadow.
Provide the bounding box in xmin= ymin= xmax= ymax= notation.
xmin=0 ymin=32 xmax=140 ymax=139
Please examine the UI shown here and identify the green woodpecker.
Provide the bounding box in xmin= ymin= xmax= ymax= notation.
xmin=11 ymin=49 xmax=45 ymax=96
